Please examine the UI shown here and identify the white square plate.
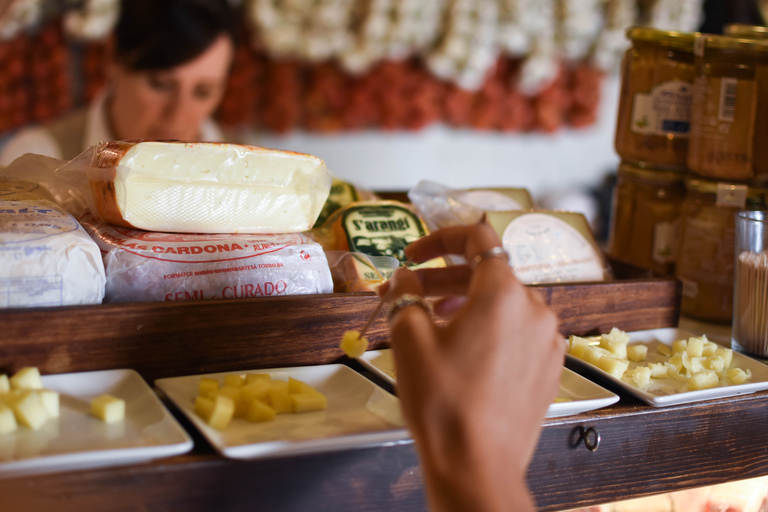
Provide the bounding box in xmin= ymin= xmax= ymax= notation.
xmin=0 ymin=369 xmax=193 ymax=478
xmin=156 ymin=364 xmax=410 ymax=460
xmin=357 ymin=349 xmax=619 ymax=418
xmin=566 ymin=327 xmax=768 ymax=407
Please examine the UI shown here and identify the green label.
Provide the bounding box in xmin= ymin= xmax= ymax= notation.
xmin=342 ymin=205 xmax=426 ymax=263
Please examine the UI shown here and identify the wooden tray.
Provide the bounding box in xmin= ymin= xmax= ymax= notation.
xmin=0 ymin=258 xmax=679 ymax=382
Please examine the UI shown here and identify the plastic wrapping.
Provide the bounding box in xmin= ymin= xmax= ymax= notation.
xmin=485 ymin=210 xmax=612 ymax=285
xmin=80 ymin=214 xmax=333 ymax=303
xmin=407 ymin=180 xmax=534 ymax=232
xmin=0 ymin=199 xmax=106 ymax=308
xmin=325 ymin=251 xmax=399 ymax=292
xmin=54 ymin=140 xmax=333 ymax=234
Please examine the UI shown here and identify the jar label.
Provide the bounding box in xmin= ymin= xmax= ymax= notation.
xmin=631 ymin=79 xmax=692 ymax=137
xmin=652 ymin=220 xmax=678 ymax=264
xmin=501 ymin=213 xmax=604 ymax=284
xmin=716 ymin=184 xmax=748 ymax=208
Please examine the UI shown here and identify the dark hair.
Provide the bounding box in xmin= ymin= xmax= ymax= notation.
xmin=114 ymin=0 xmax=238 ymax=71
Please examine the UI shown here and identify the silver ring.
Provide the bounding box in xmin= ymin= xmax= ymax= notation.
xmin=472 ymin=246 xmax=510 ymax=269
xmin=387 ymin=294 xmax=432 ymax=321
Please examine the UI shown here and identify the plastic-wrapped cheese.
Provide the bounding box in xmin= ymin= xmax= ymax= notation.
xmin=0 ymin=200 xmax=106 ymax=308
xmin=88 ymin=141 xmax=332 ymax=234
xmin=81 ymin=214 xmax=333 ymax=303
xmin=0 ymin=176 xmax=56 ymax=202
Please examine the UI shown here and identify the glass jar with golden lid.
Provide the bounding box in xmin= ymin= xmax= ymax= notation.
xmin=676 ymin=177 xmax=768 ymax=322
xmin=688 ymin=34 xmax=768 ymax=181
xmin=614 ymin=27 xmax=696 ymax=170
xmin=608 ymin=161 xmax=685 ymax=277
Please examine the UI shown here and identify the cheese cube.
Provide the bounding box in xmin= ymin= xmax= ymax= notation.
xmin=631 ymin=366 xmax=652 ymax=388
xmin=665 ymin=363 xmax=688 ymax=381
xmin=223 ymin=374 xmax=245 ymax=389
xmin=668 ymin=353 xmax=684 ymax=373
xmin=37 ymin=389 xmax=59 ymax=418
xmin=649 ymin=362 xmax=668 ymax=378
xmin=627 ymin=344 xmax=648 ymax=362
xmin=245 ymin=373 xmax=272 ymax=385
xmin=245 ymin=399 xmax=276 ymax=423
xmin=686 ymin=337 xmax=704 ymax=357
xmin=194 ymin=396 xmax=215 ymax=420
xmin=726 ymin=368 xmax=749 ymax=384
xmin=198 ymin=378 xmax=219 ymax=397
xmin=689 ymin=370 xmax=719 ymax=390
xmin=12 ymin=390 xmax=49 ymax=429
xmin=584 ymin=346 xmax=609 ymax=366
xmin=599 ymin=335 xmax=627 ymax=359
xmin=0 ymin=402 xmax=17 ymax=435
xmin=714 ymin=348 xmax=733 ymax=368
xmin=216 ymin=386 xmax=246 ymax=418
xmin=288 ymin=378 xmax=314 ymax=395
xmin=656 ymin=344 xmax=672 ymax=357
xmin=291 ymin=392 xmax=328 ymax=413
xmin=702 ymin=341 xmax=719 ymax=357
xmin=596 ymin=356 xmax=629 ymax=379
xmin=207 ymin=395 xmax=235 ymax=430
xmin=672 ymin=339 xmax=687 ymax=354
xmin=0 ymin=375 xmax=9 ymax=393
xmin=602 ymin=328 xmax=630 ymax=345
xmin=568 ymin=336 xmax=591 ymax=359
xmin=705 ymin=356 xmax=726 ymax=372
xmin=90 ymin=394 xmax=126 ymax=423
xmin=340 ymin=330 xmax=368 ymax=359
xmin=241 ymin=380 xmax=271 ymax=404
xmin=10 ymin=367 xmax=43 ymax=390
xmin=267 ymin=381 xmax=293 ymax=414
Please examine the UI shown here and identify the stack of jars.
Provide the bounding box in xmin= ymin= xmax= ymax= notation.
xmin=609 ymin=25 xmax=768 ymax=323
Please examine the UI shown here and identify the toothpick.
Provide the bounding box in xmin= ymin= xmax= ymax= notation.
xmin=359 ymin=300 xmax=385 ymax=338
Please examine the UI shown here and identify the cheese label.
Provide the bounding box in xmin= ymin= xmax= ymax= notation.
xmin=341 ymin=204 xmax=426 ymax=264
xmin=0 ymin=201 xmax=79 ymax=243
xmin=453 ymin=190 xmax=524 ymax=211
xmin=501 ymin=213 xmax=605 ymax=284
xmin=314 ymin=179 xmax=360 ymax=228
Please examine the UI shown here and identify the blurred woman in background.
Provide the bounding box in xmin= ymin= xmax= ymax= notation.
xmin=0 ymin=0 xmax=237 ymax=165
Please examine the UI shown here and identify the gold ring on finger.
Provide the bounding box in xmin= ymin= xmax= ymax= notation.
xmin=387 ymin=294 xmax=432 ymax=322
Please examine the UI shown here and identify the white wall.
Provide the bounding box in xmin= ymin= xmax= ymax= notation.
xmin=244 ymin=75 xmax=622 ymax=198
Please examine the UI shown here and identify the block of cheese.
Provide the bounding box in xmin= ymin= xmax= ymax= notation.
xmin=81 ymin=214 xmax=333 ymax=303
xmin=87 ymin=141 xmax=332 ymax=233
xmin=0 ymin=200 xmax=106 ymax=308
xmin=485 ymin=210 xmax=611 ymax=285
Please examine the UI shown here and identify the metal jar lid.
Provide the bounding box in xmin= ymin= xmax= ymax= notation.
xmin=626 ymin=26 xmax=696 ymax=52
xmin=694 ymin=33 xmax=768 ymax=57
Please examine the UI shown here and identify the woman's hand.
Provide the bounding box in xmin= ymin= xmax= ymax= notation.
xmin=378 ymin=223 xmax=565 ymax=512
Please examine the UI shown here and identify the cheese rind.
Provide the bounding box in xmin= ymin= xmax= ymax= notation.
xmin=89 ymin=141 xmax=332 ymax=233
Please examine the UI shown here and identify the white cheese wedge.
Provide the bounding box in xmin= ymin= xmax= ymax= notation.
xmin=89 ymin=141 xmax=332 ymax=233
xmin=90 ymin=394 xmax=125 ymax=423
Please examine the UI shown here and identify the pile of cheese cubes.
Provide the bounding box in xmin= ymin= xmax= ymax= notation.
xmin=569 ymin=328 xmax=752 ymax=391
xmin=194 ymin=373 xmax=328 ymax=430
xmin=0 ymin=368 xmax=59 ymax=434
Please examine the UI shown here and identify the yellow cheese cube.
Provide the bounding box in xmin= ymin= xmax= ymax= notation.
xmin=599 ymin=336 xmax=627 ymax=359
xmin=0 ymin=402 xmax=17 ymax=435
xmin=291 ymin=392 xmax=328 ymax=413
xmin=568 ymin=336 xmax=591 ymax=359
xmin=245 ymin=373 xmax=272 ymax=384
xmin=340 ymin=330 xmax=368 ymax=359
xmin=207 ymin=395 xmax=235 ymax=430
xmin=602 ymin=327 xmax=630 ymax=345
xmin=288 ymin=377 xmax=314 ymax=395
xmin=198 ymin=378 xmax=219 ymax=397
xmin=686 ymin=337 xmax=704 ymax=357
xmin=702 ymin=341 xmax=719 ymax=357
xmin=672 ymin=339 xmax=687 ymax=354
xmin=726 ymin=368 xmax=749 ymax=384
xmin=223 ymin=374 xmax=245 ymax=389
xmin=268 ymin=381 xmax=293 ymax=414
xmin=10 ymin=367 xmax=43 ymax=390
xmin=596 ymin=356 xmax=629 ymax=379
xmin=704 ymin=356 xmax=726 ymax=372
xmin=688 ymin=370 xmax=719 ymax=390
xmin=37 ymin=389 xmax=59 ymax=418
xmin=12 ymin=390 xmax=49 ymax=429
xmin=194 ymin=396 xmax=215 ymax=420
xmin=714 ymin=348 xmax=733 ymax=368
xmin=91 ymin=394 xmax=125 ymax=423
xmin=631 ymin=366 xmax=652 ymax=388
xmin=584 ymin=346 xmax=609 ymax=366
xmin=668 ymin=353 xmax=684 ymax=373
xmin=241 ymin=379 xmax=271 ymax=404
xmin=245 ymin=399 xmax=276 ymax=423
xmin=627 ymin=344 xmax=648 ymax=362
xmin=656 ymin=344 xmax=672 ymax=357
xmin=216 ymin=386 xmax=246 ymax=418
xmin=0 ymin=375 xmax=9 ymax=393
xmin=649 ymin=362 xmax=668 ymax=378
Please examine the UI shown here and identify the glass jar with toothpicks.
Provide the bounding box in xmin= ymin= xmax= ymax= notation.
xmin=732 ymin=211 xmax=768 ymax=357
